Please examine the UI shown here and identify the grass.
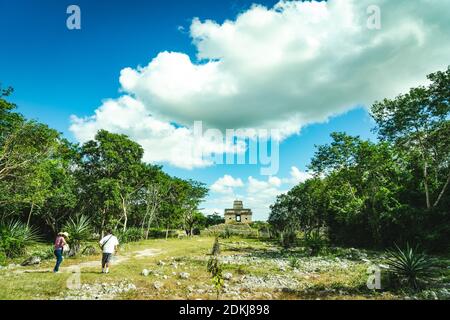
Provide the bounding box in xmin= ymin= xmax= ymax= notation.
xmin=0 ymin=236 xmax=448 ymax=300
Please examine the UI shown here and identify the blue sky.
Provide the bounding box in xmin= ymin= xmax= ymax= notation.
xmin=1 ymin=0 xmax=448 ymax=220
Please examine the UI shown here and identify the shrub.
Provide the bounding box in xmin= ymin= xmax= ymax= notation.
xmin=207 ymin=237 xmax=224 ymax=299
xmin=82 ymin=245 xmax=99 ymax=256
xmin=385 ymin=243 xmax=435 ymax=290
xmin=63 ymin=215 xmax=92 ymax=256
xmin=0 ymin=220 xmax=41 ymax=258
xmin=280 ymin=230 xmax=297 ymax=249
xmin=220 ymin=226 xmax=232 ymax=239
xmin=0 ymin=250 xmax=6 ymax=266
xmin=211 ymin=236 xmax=221 ymax=255
xmin=31 ymin=246 xmax=55 ymax=260
xmin=146 ymin=228 xmax=178 ymax=239
xmin=288 ymin=256 xmax=300 ymax=269
xmin=304 ymin=231 xmax=328 ymax=256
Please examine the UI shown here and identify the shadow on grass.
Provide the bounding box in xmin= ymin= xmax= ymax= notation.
xmin=222 ymin=243 xmax=309 ymax=260
xmin=279 ymin=282 xmax=373 ymax=300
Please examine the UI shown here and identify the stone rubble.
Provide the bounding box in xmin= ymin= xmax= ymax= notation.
xmin=59 ymin=281 xmax=137 ymax=300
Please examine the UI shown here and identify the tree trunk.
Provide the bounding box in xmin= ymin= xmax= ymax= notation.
xmin=416 ymin=130 xmax=431 ymax=210
xmin=423 ymin=160 xmax=431 ymax=209
xmin=146 ymin=212 xmax=155 ymax=240
xmin=26 ymin=202 xmax=34 ymax=228
xmin=165 ymin=224 xmax=170 ymax=240
xmin=121 ymin=195 xmax=128 ymax=232
xmin=434 ymin=171 xmax=450 ymax=207
xmin=100 ymin=208 xmax=106 ymax=238
xmin=141 ymin=214 xmax=147 ymax=234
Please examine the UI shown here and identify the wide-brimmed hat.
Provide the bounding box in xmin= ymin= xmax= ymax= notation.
xmin=58 ymin=232 xmax=69 ymax=238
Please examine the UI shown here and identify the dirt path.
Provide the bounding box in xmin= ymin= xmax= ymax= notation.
xmin=13 ymin=248 xmax=163 ymax=274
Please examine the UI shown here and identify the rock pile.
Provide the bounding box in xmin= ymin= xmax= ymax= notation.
xmin=60 ymin=281 xmax=137 ymax=300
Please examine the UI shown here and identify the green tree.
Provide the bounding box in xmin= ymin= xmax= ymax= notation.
xmin=205 ymin=212 xmax=225 ymax=227
xmin=0 ymin=86 xmax=64 ymax=228
xmin=78 ymin=130 xmax=145 ymax=232
xmin=139 ymin=166 xmax=171 ymax=239
xmin=372 ymin=67 xmax=450 ymax=209
xmin=180 ymin=180 xmax=208 ymax=236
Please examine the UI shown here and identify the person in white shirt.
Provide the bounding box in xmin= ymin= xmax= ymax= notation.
xmin=99 ymin=228 xmax=119 ymax=274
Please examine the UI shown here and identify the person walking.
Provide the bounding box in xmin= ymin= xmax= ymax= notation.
xmin=53 ymin=232 xmax=69 ymax=273
xmin=99 ymin=228 xmax=119 ymax=274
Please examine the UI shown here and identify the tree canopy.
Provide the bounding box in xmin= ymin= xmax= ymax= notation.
xmin=0 ymin=86 xmax=209 ymax=238
xmin=269 ymin=67 xmax=450 ymax=252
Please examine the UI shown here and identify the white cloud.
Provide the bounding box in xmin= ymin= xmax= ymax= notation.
xmin=70 ymin=96 xmax=239 ymax=169
xmin=70 ymin=0 xmax=450 ymax=169
xmin=118 ymin=0 xmax=450 ymax=135
xmin=287 ymin=166 xmax=313 ymax=184
xmin=210 ymin=175 xmax=244 ymax=194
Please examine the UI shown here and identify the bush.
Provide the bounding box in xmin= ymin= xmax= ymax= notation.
xmin=288 ymin=256 xmax=300 ymax=269
xmin=210 ymin=236 xmax=221 ymax=255
xmin=207 ymin=237 xmax=224 ymax=299
xmin=82 ymin=245 xmax=99 ymax=256
xmin=0 ymin=220 xmax=41 ymax=258
xmin=0 ymin=250 xmax=6 ymax=266
xmin=279 ymin=230 xmax=297 ymax=249
xmin=145 ymin=228 xmax=178 ymax=239
xmin=304 ymin=231 xmax=328 ymax=256
xmin=117 ymin=227 xmax=145 ymax=243
xmin=31 ymin=246 xmax=55 ymax=260
xmin=385 ymin=243 xmax=436 ymax=290
xmin=220 ymin=226 xmax=232 ymax=239
xmin=63 ymin=215 xmax=92 ymax=256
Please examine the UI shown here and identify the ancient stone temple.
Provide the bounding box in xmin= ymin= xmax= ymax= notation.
xmin=224 ymin=200 xmax=252 ymax=224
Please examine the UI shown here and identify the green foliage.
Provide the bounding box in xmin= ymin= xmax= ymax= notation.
xmin=288 ymin=256 xmax=300 ymax=269
xmin=81 ymin=245 xmax=99 ymax=256
xmin=0 ymin=220 xmax=40 ymax=258
xmin=31 ymin=246 xmax=55 ymax=260
xmin=279 ymin=230 xmax=297 ymax=249
xmin=372 ymin=67 xmax=450 ymax=211
xmin=0 ymin=86 xmax=209 ymax=256
xmin=63 ymin=215 xmax=92 ymax=256
xmin=268 ymin=67 xmax=450 ymax=252
xmin=205 ymin=213 xmax=225 ymax=227
xmin=207 ymin=237 xmax=224 ymax=299
xmin=221 ymin=226 xmax=232 ymax=239
xmin=385 ymin=244 xmax=435 ymax=290
xmin=0 ymin=250 xmax=6 ymax=266
xmin=117 ymin=227 xmax=145 ymax=243
xmin=211 ymin=236 xmax=221 ymax=255
xmin=304 ymin=231 xmax=328 ymax=256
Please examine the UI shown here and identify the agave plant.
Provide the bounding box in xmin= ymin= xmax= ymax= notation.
xmin=63 ymin=215 xmax=92 ymax=256
xmin=0 ymin=220 xmax=41 ymax=258
xmin=385 ymin=243 xmax=435 ymax=290
xmin=304 ymin=231 xmax=327 ymax=256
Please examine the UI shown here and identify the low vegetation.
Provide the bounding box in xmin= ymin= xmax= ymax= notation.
xmin=0 ymin=237 xmax=448 ymax=300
